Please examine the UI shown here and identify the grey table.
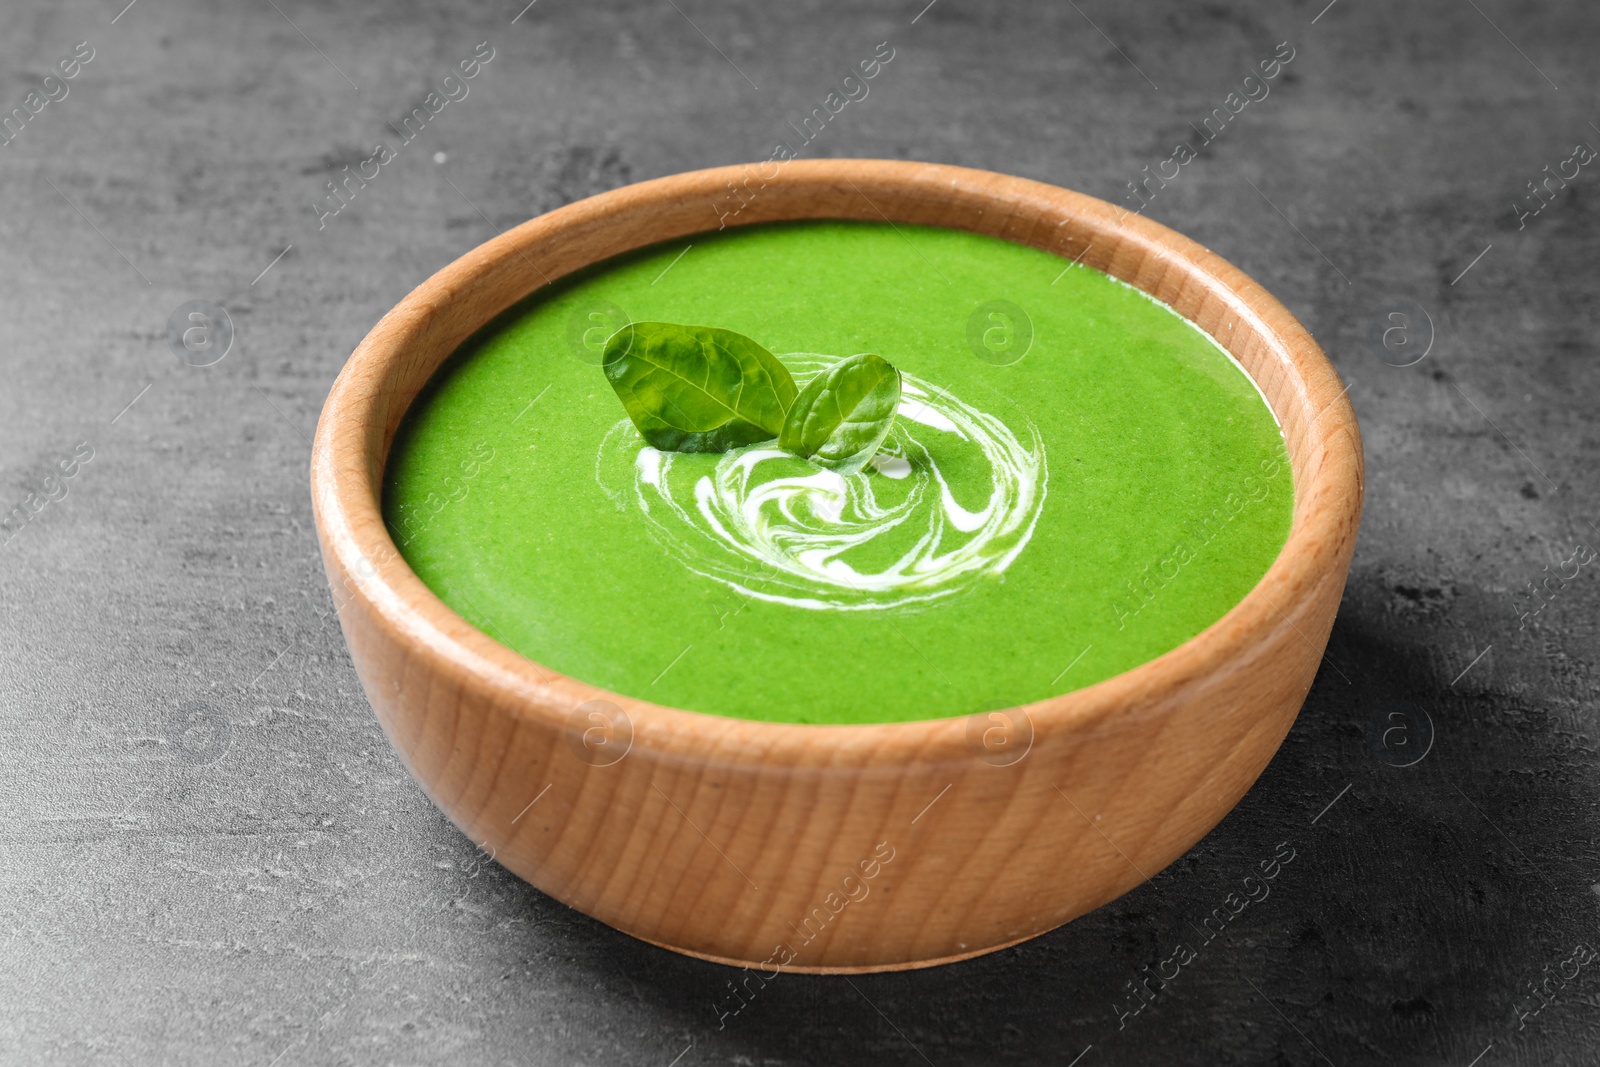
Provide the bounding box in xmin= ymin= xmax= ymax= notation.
xmin=3 ymin=0 xmax=1598 ymax=1063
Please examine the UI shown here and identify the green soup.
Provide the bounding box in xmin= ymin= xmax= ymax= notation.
xmin=384 ymin=221 xmax=1292 ymax=725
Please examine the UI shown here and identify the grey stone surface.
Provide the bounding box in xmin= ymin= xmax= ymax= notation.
xmin=2 ymin=0 xmax=1598 ymax=1063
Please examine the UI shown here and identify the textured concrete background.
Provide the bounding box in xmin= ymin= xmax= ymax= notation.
xmin=2 ymin=0 xmax=1598 ymax=1063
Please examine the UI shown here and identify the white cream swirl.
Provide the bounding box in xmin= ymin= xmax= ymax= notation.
xmin=595 ymin=356 xmax=1047 ymax=611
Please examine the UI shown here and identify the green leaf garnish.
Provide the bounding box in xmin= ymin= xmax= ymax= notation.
xmin=602 ymin=321 xmax=798 ymax=453
xmin=601 ymin=321 xmax=903 ymax=473
xmin=778 ymin=353 xmax=902 ymax=475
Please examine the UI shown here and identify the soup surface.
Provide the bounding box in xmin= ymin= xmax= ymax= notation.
xmin=384 ymin=221 xmax=1292 ymax=724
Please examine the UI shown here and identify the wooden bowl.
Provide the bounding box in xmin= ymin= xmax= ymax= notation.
xmin=310 ymin=160 xmax=1362 ymax=973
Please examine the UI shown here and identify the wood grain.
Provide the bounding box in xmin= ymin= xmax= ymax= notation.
xmin=309 ymin=160 xmax=1363 ymax=973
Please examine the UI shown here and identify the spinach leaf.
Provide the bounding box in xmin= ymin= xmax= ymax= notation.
xmin=778 ymin=353 xmax=902 ymax=474
xmin=603 ymin=322 xmax=798 ymax=453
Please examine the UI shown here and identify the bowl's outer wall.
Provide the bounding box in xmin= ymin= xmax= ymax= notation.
xmin=311 ymin=160 xmax=1363 ymax=972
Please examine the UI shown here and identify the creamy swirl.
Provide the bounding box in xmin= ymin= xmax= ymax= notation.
xmin=595 ymin=356 xmax=1047 ymax=611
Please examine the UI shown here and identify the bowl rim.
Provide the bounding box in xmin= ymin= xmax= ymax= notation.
xmin=310 ymin=158 xmax=1362 ymax=764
